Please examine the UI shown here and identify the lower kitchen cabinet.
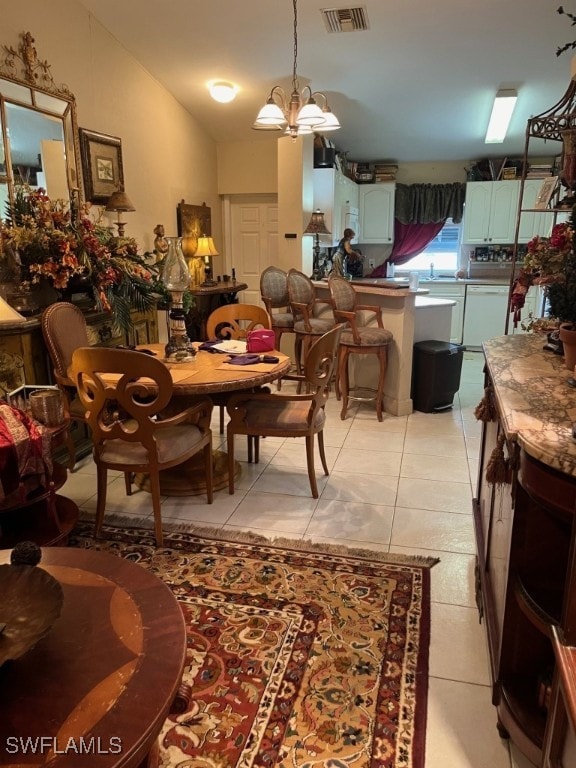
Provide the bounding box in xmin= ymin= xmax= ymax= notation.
xmin=474 ymin=342 xmax=576 ymax=767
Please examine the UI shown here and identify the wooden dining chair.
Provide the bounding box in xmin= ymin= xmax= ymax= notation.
xmin=41 ymin=302 xmax=91 ymax=471
xmin=206 ymin=303 xmax=272 ymax=439
xmin=287 ymin=269 xmax=335 ymax=378
xmin=71 ymin=346 xmax=214 ymax=546
xmin=226 ymin=324 xmax=344 ymax=499
xmin=328 ymin=276 xmax=393 ymax=421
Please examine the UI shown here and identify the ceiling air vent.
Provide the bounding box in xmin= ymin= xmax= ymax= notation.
xmin=321 ymin=7 xmax=369 ymax=33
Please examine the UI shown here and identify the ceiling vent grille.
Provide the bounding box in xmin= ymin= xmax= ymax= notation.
xmin=321 ymin=7 xmax=369 ymax=33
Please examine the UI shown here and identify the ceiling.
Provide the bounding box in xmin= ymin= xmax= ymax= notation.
xmin=77 ymin=0 xmax=576 ymax=165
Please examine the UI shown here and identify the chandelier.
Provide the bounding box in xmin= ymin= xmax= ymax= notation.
xmin=253 ymin=0 xmax=340 ymax=139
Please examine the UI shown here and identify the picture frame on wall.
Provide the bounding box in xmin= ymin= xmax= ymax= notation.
xmin=79 ymin=128 xmax=125 ymax=204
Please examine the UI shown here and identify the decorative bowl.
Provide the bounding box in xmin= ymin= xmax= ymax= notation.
xmin=0 ymin=563 xmax=64 ymax=666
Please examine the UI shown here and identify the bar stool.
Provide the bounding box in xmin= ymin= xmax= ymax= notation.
xmin=328 ymin=276 xmax=393 ymax=421
xmin=287 ymin=269 xmax=335 ymax=379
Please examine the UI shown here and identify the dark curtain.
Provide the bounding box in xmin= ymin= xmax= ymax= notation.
xmin=368 ymin=182 xmax=466 ymax=276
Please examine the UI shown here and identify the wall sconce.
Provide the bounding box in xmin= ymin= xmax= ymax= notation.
xmin=485 ymin=89 xmax=518 ymax=144
xmin=196 ymin=235 xmax=219 ymax=287
xmin=105 ymin=187 xmax=135 ymax=236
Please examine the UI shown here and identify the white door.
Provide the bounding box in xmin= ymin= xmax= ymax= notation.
xmin=225 ymin=195 xmax=278 ymax=307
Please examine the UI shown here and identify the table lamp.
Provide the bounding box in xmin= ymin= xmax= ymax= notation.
xmin=105 ymin=187 xmax=135 ymax=237
xmin=303 ymin=210 xmax=331 ymax=279
xmin=196 ymin=235 xmax=219 ymax=287
xmin=161 ymin=237 xmax=196 ymax=362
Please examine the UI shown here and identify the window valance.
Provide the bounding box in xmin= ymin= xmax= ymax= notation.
xmin=394 ymin=182 xmax=466 ymax=225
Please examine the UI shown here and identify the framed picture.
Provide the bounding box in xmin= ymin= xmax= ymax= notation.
xmin=79 ymin=128 xmax=125 ymax=203
xmin=176 ymin=200 xmax=211 ymax=259
xmin=534 ymin=176 xmax=559 ymax=209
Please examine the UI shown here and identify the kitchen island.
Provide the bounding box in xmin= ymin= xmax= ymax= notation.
xmin=474 ymin=334 xmax=576 ymax=766
xmin=313 ymin=279 xmax=454 ymax=416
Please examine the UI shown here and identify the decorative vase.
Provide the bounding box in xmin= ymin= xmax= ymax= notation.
xmin=559 ymin=322 xmax=576 ymax=370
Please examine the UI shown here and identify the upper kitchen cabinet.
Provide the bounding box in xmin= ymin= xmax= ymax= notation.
xmin=359 ymin=184 xmax=395 ymax=244
xmin=313 ymin=169 xmax=359 ymax=246
xmin=463 ymin=181 xmax=520 ymax=244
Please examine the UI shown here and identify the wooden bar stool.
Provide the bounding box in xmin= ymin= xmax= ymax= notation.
xmin=328 ymin=276 xmax=393 ymax=421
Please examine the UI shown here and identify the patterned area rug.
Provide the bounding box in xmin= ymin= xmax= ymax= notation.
xmin=70 ymin=521 xmax=437 ymax=768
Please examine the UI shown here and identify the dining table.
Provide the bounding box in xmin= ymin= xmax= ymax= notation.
xmin=134 ymin=342 xmax=291 ymax=495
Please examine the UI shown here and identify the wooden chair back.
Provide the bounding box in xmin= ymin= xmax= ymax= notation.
xmin=41 ymin=302 xmax=90 ymax=387
xmin=206 ymin=304 xmax=271 ymax=340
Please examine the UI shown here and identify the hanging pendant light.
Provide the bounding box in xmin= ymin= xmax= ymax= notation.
xmin=253 ymin=0 xmax=340 ymax=139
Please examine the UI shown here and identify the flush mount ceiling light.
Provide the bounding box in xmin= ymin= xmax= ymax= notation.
xmin=485 ymin=89 xmax=518 ymax=143
xmin=208 ymin=81 xmax=238 ymax=103
xmin=253 ymin=0 xmax=340 ymax=139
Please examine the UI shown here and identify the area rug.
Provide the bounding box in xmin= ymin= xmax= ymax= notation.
xmin=69 ymin=520 xmax=437 ymax=768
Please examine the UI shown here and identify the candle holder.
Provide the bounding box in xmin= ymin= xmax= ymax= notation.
xmin=196 ymin=235 xmax=219 ymax=287
xmin=162 ymin=237 xmax=196 ymax=362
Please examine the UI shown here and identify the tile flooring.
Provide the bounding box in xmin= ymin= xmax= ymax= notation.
xmin=61 ymin=351 xmax=536 ymax=768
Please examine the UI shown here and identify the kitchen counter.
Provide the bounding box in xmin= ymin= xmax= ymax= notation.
xmin=483 ymin=333 xmax=576 ymax=476
xmin=314 ymin=281 xmax=454 ymax=416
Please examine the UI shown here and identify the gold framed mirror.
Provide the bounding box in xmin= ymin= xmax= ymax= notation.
xmin=0 ymin=31 xmax=81 ymax=217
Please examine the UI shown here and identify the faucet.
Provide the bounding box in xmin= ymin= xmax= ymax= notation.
xmin=429 ymin=262 xmax=435 ymax=280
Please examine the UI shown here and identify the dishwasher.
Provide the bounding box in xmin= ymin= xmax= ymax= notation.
xmin=463 ymin=284 xmax=510 ymax=348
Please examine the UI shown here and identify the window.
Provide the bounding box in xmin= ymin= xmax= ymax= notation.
xmin=396 ymin=220 xmax=461 ymax=274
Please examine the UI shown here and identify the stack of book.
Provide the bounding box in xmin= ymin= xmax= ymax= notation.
xmin=526 ymin=162 xmax=554 ymax=178
xmin=373 ymin=163 xmax=398 ymax=182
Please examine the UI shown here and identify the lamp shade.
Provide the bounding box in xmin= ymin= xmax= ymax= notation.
xmin=105 ymin=188 xmax=136 ymax=213
xmin=195 ymin=236 xmax=219 ymax=257
xmin=303 ymin=209 xmax=331 ymax=236
xmin=0 ymin=296 xmax=26 ymax=324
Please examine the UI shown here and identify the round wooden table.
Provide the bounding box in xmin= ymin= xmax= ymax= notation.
xmin=135 ymin=344 xmax=291 ymax=495
xmin=0 ymin=547 xmax=186 ymax=768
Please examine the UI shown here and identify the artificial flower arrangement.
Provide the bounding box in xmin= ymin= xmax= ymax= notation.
xmin=510 ymin=214 xmax=576 ymax=329
xmin=0 ymin=186 xmax=164 ymax=332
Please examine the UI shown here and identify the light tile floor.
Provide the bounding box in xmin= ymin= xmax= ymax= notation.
xmin=61 ymin=351 xmax=536 ymax=768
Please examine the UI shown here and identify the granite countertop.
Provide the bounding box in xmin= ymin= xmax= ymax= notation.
xmin=483 ymin=334 xmax=576 ymax=476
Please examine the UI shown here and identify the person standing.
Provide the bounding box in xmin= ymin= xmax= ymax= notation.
xmin=330 ymin=228 xmax=363 ymax=278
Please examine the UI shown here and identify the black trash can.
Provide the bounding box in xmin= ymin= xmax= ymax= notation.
xmin=411 ymin=340 xmax=464 ymax=413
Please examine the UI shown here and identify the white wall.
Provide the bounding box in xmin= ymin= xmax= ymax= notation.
xmin=3 ymin=0 xmax=223 ymax=267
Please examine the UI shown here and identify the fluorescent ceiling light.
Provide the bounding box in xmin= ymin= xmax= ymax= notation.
xmin=208 ymin=81 xmax=238 ymax=103
xmin=485 ymin=89 xmax=517 ymax=143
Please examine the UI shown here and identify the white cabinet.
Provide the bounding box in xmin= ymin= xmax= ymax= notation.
xmin=313 ymin=169 xmax=359 ymax=246
xmin=423 ymin=283 xmax=465 ymax=343
xmin=359 ymin=183 xmax=395 ymax=244
xmin=517 ymin=179 xmax=555 ymax=242
xmin=463 ymin=181 xmax=520 ymax=244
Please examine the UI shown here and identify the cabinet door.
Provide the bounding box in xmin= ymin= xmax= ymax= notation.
xmin=313 ymin=168 xmax=338 ymax=245
xmin=518 ymin=179 xmax=555 ymax=242
xmin=359 ymin=184 xmax=395 ymax=243
xmin=488 ymin=181 xmax=520 ymax=243
xmin=463 ymin=182 xmax=493 ymax=243
xmin=463 ymin=181 xmax=519 ymax=244
xmin=424 ymin=284 xmax=465 ymax=344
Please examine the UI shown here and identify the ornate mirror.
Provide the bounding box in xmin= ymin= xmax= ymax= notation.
xmin=0 ymin=31 xmax=81 ymax=217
